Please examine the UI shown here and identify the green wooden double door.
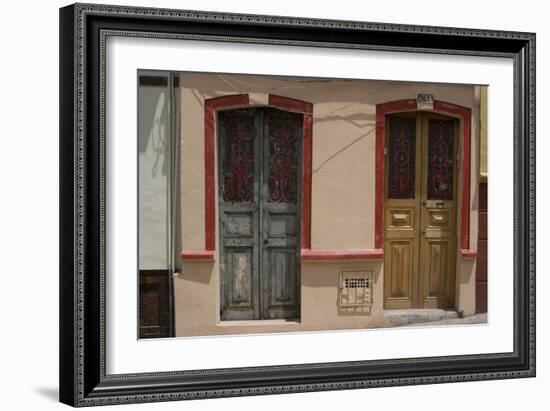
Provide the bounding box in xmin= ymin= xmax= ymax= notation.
xmin=218 ymin=107 xmax=302 ymax=321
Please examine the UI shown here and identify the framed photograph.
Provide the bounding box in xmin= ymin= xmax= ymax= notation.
xmin=59 ymin=2 xmax=535 ymax=407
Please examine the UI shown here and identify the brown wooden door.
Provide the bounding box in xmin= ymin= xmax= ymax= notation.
xmin=384 ymin=112 xmax=458 ymax=309
xmin=139 ymin=270 xmax=171 ymax=338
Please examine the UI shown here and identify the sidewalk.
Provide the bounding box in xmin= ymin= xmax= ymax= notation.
xmin=400 ymin=313 xmax=488 ymax=327
xmin=383 ymin=308 xmax=487 ymax=328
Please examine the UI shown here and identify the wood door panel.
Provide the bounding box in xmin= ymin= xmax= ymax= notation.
xmin=267 ymin=213 xmax=297 ymax=238
xmin=219 ymin=109 xmax=261 ymax=321
xmin=419 ymin=116 xmax=457 ymax=309
xmin=261 ymin=109 xmax=302 ymax=319
xmin=225 ymin=212 xmax=255 ymax=237
xmin=421 ymin=239 xmax=455 ymax=307
xmin=226 ymin=248 xmax=254 ymax=305
xmin=263 ymin=209 xmax=300 ymax=318
xmin=265 ymin=249 xmax=299 ymax=315
xmin=221 ymin=247 xmax=258 ymax=320
xmin=386 ymin=207 xmax=415 ymax=230
xmin=384 ymin=113 xmax=421 ymax=309
xmin=427 ymin=209 xmax=451 ymax=228
xmin=219 ymin=107 xmax=302 ymax=321
xmin=385 ymin=239 xmax=416 ymax=308
xmin=384 ymin=112 xmax=457 ymax=310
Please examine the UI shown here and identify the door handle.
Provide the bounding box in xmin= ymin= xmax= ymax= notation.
xmin=263 ymin=239 xmax=269 ymax=244
xmin=421 ymin=230 xmax=426 ymax=235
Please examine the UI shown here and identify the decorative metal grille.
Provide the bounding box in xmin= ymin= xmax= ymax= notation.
xmin=267 ymin=113 xmax=300 ymax=203
xmin=427 ymin=119 xmax=455 ymax=200
xmin=388 ymin=116 xmax=416 ymax=199
xmin=339 ymin=269 xmax=374 ymax=308
xmin=221 ymin=113 xmax=256 ymax=203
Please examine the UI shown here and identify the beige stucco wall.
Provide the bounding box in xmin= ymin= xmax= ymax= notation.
xmin=174 ymin=73 xmax=481 ymax=336
xmin=455 ymin=86 xmax=482 ymax=316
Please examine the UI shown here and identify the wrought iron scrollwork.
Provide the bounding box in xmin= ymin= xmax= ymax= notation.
xmin=427 ymin=119 xmax=454 ymax=200
xmin=388 ymin=117 xmax=416 ymax=199
xmin=267 ymin=114 xmax=300 ymax=203
xmin=222 ymin=114 xmax=256 ymax=203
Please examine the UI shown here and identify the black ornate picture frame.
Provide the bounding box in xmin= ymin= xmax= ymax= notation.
xmin=59 ymin=3 xmax=535 ymax=407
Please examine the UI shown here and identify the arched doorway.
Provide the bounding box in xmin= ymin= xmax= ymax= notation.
xmin=218 ymin=107 xmax=303 ymax=320
xmin=384 ymin=111 xmax=459 ymax=309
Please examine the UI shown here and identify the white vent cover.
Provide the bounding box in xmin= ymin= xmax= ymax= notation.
xmin=339 ymin=269 xmax=374 ymax=308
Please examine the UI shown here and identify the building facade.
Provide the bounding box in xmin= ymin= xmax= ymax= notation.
xmin=137 ymin=72 xmax=487 ymax=338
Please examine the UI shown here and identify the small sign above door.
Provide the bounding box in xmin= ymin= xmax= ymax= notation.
xmin=417 ymin=93 xmax=434 ymax=110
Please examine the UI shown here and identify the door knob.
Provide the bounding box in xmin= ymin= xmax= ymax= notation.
xmin=263 ymin=239 xmax=269 ymax=244
xmin=421 ymin=230 xmax=426 ymax=235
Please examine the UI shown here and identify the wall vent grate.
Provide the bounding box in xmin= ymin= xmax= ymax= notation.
xmin=339 ymin=269 xmax=374 ymax=308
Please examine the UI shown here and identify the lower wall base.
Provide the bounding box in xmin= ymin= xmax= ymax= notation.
xmin=173 ymin=308 xmax=487 ymax=337
xmin=174 ymin=252 xmax=480 ymax=337
xmin=175 ymin=317 xmax=391 ymax=337
xmin=174 ymin=261 xmax=386 ymax=337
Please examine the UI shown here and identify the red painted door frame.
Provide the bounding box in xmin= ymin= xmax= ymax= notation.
xmin=182 ymin=96 xmax=476 ymax=262
xmin=375 ymin=99 xmax=476 ymax=257
xmin=181 ymin=94 xmax=313 ymax=260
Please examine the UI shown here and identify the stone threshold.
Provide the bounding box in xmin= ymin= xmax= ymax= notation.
xmin=384 ymin=309 xmax=460 ymax=327
xmin=400 ymin=313 xmax=488 ymax=327
xmin=217 ymin=319 xmax=301 ymax=326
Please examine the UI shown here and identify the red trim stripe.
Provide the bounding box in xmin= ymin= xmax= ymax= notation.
xmin=185 ymin=94 xmax=313 ymax=260
xmin=301 ymin=113 xmax=313 ymax=250
xmin=203 ymin=94 xmax=249 ymax=253
xmin=375 ymin=99 xmax=472 ymax=256
xmin=180 ymin=251 xmax=216 ymax=261
xmin=460 ymin=249 xmax=477 ymax=258
xmin=301 ymin=249 xmax=384 ymax=261
xmin=433 ymin=100 xmax=472 ymax=252
xmin=269 ymin=95 xmax=314 ymax=251
xmin=269 ymin=94 xmax=313 ymax=114
xmin=187 ymin=96 xmax=474 ymax=262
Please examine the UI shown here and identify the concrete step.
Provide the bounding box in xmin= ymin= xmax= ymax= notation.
xmin=384 ymin=309 xmax=459 ymax=327
xmin=401 ymin=313 xmax=488 ymax=327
